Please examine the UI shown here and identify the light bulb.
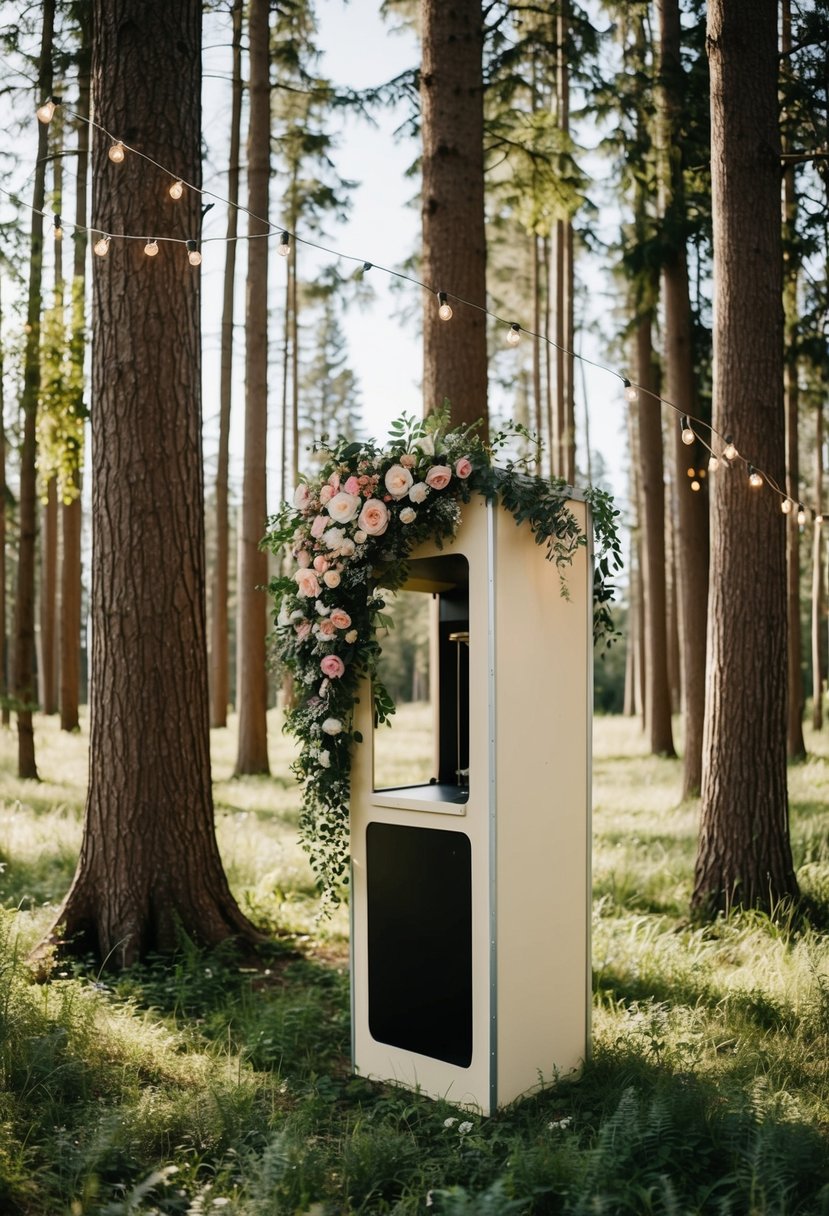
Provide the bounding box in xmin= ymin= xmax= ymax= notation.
xmin=687 ymin=467 xmax=695 ymax=478
xmin=708 ymin=455 xmax=719 ymax=472
xmin=623 ymin=381 xmax=638 ymax=402
xmin=186 ymin=240 xmax=202 ymax=267
xmin=108 ymin=141 xmax=126 ymax=164
xmin=437 ymin=292 xmax=453 ymax=321
xmin=278 ymin=231 xmax=291 ymax=257
xmin=748 ymin=466 xmax=763 ymax=488
xmin=797 ymin=505 xmax=806 ymax=526
xmin=723 ymin=435 xmax=737 ymax=461
xmin=169 ymin=179 xmax=184 ymax=200
xmin=506 ymin=323 xmax=521 ymax=346
xmin=781 ymin=498 xmax=793 ymax=514
xmin=691 ymin=479 xmax=701 ymax=492
xmin=37 ymin=98 xmax=57 ymax=124
xmin=144 ymin=239 xmax=159 ymax=257
xmin=680 ymin=416 xmax=695 ymax=445
xmin=93 ymin=235 xmax=111 ymax=257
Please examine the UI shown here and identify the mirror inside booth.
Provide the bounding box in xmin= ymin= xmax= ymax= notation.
xmin=373 ymin=553 xmax=470 ymax=807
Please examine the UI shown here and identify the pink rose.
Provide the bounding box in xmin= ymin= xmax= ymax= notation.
xmin=330 ymin=608 xmax=352 ymax=629
xmin=384 ymin=464 xmax=414 ymax=499
xmin=324 ymin=570 xmax=341 ymax=588
xmin=313 ymin=555 xmax=329 ymax=573
xmin=328 ymin=472 xmax=340 ymax=490
xmin=320 ymin=654 xmax=345 ymax=679
xmin=294 ymin=568 xmax=321 ymax=598
xmin=409 ymin=482 xmax=428 ymax=504
xmin=319 ymin=484 xmax=335 ymax=505
xmin=295 ymin=620 xmax=312 ymax=641
xmin=327 ymin=491 xmax=361 ymax=524
xmin=455 ymin=456 xmax=473 ymax=479
xmin=317 ymin=618 xmax=337 ymax=639
xmin=357 ymin=498 xmax=390 ymax=536
xmin=400 ymin=453 xmax=416 ymax=468
xmin=295 ymin=549 xmax=311 ymax=568
xmin=310 ymin=514 xmax=328 ymax=539
xmin=425 ymin=465 xmax=452 ymax=491
xmin=344 ymin=476 xmax=361 ymax=495
xmin=293 ymin=483 xmax=312 ymax=510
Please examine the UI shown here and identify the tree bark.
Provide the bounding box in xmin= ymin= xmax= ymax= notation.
xmin=658 ymin=0 xmax=709 ymax=796
xmin=781 ymin=0 xmax=806 ymax=761
xmin=420 ymin=0 xmax=488 ymax=435
xmin=40 ymin=479 xmax=58 ymax=714
xmin=39 ymin=0 xmax=264 ymax=968
xmin=812 ymin=403 xmax=824 ymax=729
xmin=234 ymin=0 xmax=271 ymax=775
xmin=14 ymin=0 xmax=55 ymax=778
xmin=209 ymin=0 xmax=243 ymax=730
xmin=692 ymin=0 xmax=797 ymax=917
xmin=0 ymin=276 xmax=8 ymax=728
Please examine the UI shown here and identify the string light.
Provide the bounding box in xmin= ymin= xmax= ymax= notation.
xmin=748 ymin=466 xmax=763 ymax=489
xmin=53 ymin=213 xmax=63 ymax=241
xmin=36 ymin=97 xmax=58 ymax=124
xmin=12 ymin=101 xmax=828 ymax=531
xmin=798 ymin=504 xmax=807 ymax=526
xmin=691 ymin=478 xmax=701 ymax=492
xmin=437 ymin=292 xmax=453 ymax=321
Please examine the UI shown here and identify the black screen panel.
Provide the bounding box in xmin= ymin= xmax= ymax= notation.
xmin=366 ymin=822 xmax=473 ymax=1068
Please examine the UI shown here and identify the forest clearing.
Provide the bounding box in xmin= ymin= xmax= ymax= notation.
xmin=1 ymin=708 xmax=829 ymax=1215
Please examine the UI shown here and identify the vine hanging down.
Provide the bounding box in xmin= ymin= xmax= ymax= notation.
xmin=263 ymin=409 xmax=621 ymax=903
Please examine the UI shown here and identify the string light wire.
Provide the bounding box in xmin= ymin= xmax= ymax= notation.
xmin=9 ymin=97 xmax=818 ymax=523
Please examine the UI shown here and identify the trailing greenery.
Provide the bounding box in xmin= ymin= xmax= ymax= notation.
xmin=2 ymin=713 xmax=829 ymax=1212
xmin=264 ymin=409 xmax=621 ymax=902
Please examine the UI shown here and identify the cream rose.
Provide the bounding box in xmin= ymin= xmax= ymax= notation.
xmin=322 ymin=527 xmax=345 ymax=551
xmin=345 ymin=629 xmax=358 ymax=644
xmin=323 ymin=570 xmax=341 ymax=588
xmin=293 ymin=482 xmax=312 ymax=510
xmin=357 ymin=498 xmax=390 ymax=536
xmin=416 ymin=433 xmax=436 ymax=456
xmin=400 ymin=506 xmax=416 ymax=524
xmin=294 ymin=568 xmax=321 ymax=598
xmin=409 ymin=482 xmax=428 ymax=504
xmin=330 ymin=608 xmax=352 ymax=629
xmin=425 ymin=464 xmax=452 ymax=491
xmin=322 ymin=717 xmax=343 ymax=735
xmin=384 ymin=464 xmax=414 ymax=499
xmin=326 ymin=491 xmax=361 ymax=524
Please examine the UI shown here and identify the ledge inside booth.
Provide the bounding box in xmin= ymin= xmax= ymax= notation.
xmin=372 ymin=553 xmax=470 ymax=814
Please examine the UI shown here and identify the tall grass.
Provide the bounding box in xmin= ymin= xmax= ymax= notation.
xmin=0 ymin=709 xmax=828 ymax=1213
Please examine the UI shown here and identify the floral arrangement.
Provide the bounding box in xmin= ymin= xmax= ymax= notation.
xmin=264 ymin=409 xmax=620 ymax=904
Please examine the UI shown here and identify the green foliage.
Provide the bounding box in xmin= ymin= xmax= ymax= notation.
xmin=37 ymin=275 xmax=86 ymax=503
xmin=3 ymin=717 xmax=829 ymax=1211
xmin=264 ymin=409 xmax=619 ymax=903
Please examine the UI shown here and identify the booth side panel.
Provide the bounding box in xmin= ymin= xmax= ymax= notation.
xmin=494 ymin=501 xmax=591 ymax=1104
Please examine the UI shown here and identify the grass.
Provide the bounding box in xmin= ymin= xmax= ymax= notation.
xmin=1 ymin=709 xmax=829 ymax=1213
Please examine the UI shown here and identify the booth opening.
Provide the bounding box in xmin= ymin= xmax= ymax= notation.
xmin=373 ymin=553 xmax=470 ymax=804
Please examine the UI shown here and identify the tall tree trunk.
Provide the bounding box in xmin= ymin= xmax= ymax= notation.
xmin=667 ymin=507 xmax=681 ymax=715
xmin=39 ymin=0 xmax=264 ymax=968
xmin=210 ymin=0 xmax=243 ymax=730
xmin=14 ymin=0 xmax=55 ymax=779
xmin=692 ymin=0 xmax=797 ymax=917
xmin=421 ymin=0 xmax=488 ymax=435
xmin=61 ymin=31 xmax=90 ymax=734
xmin=781 ymin=0 xmax=806 ymax=759
xmin=40 ymin=479 xmax=58 ymax=714
xmin=234 ymin=0 xmax=271 ymax=775
xmin=0 ymin=276 xmax=8 ymax=728
xmin=812 ymin=403 xmax=824 ymax=730
xmin=543 ymin=233 xmax=554 ymax=478
xmin=531 ymin=234 xmax=543 ymax=473
xmin=637 ymin=313 xmax=675 ymax=756
xmin=658 ymin=0 xmax=709 ymax=796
